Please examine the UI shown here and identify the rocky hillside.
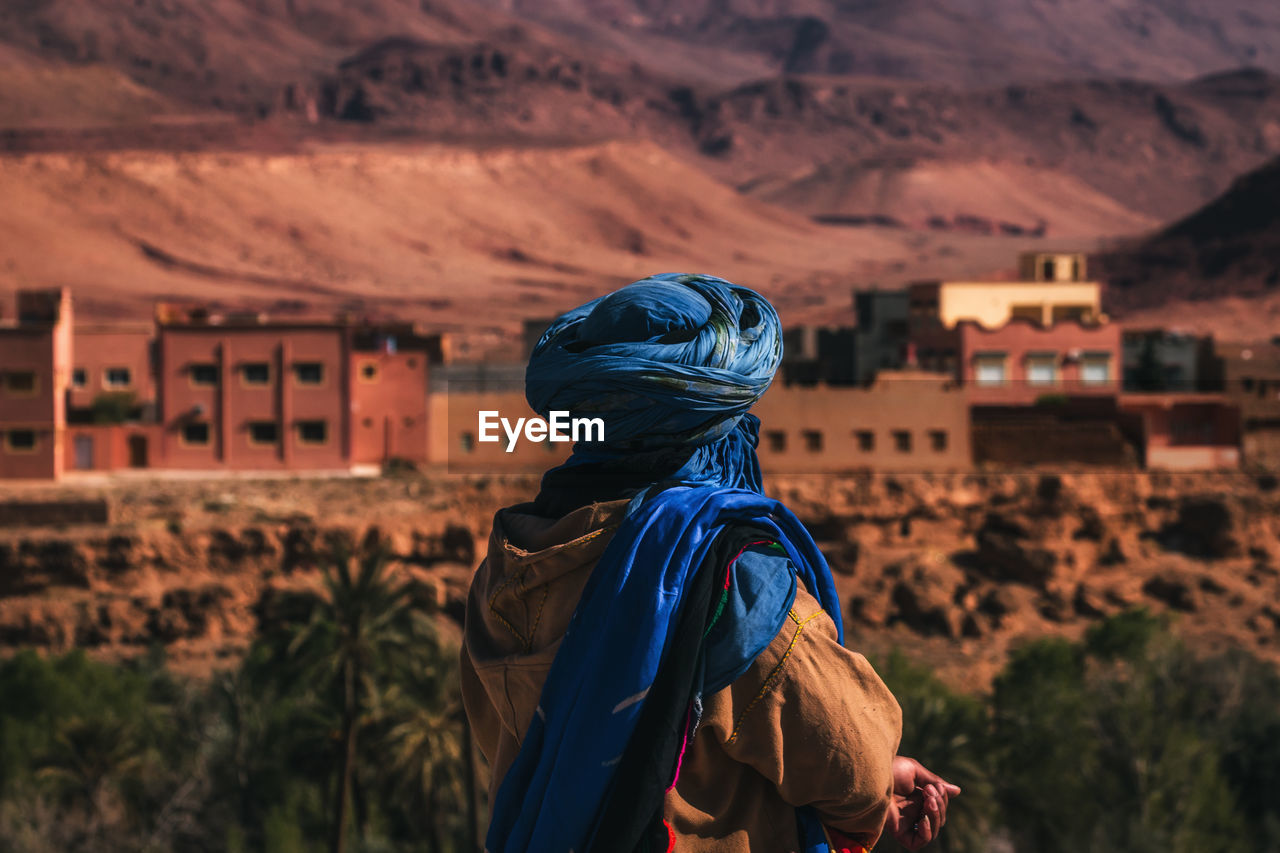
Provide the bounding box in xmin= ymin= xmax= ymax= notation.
xmin=0 ymin=139 xmax=1014 ymax=345
xmin=3 ymin=470 xmax=1277 ymax=689
xmin=4 ymin=3 xmax=1280 ymax=235
xmin=5 ymin=0 xmax=1279 ymax=112
xmin=0 ymin=0 xmax=532 ymax=114
xmin=485 ymin=0 xmax=1280 ymax=87
xmin=1098 ymin=153 xmax=1280 ymax=312
xmin=287 ymin=44 xmax=1280 ymax=231
xmin=659 ymin=69 xmax=1280 ymax=226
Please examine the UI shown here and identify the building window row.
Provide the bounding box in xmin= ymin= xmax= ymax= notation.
xmin=179 ymin=419 xmax=330 ymax=447
xmin=972 ymin=351 xmax=1112 ymax=387
xmin=185 ymin=361 xmax=328 ymax=387
xmin=763 ymin=428 xmax=950 ymax=454
xmin=68 ymin=367 xmax=133 ymax=390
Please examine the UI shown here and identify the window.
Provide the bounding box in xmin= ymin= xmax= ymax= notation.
xmin=190 ymin=364 xmax=218 ymax=386
xmin=973 ymin=353 xmax=1007 ymax=386
xmin=1041 ymin=259 xmax=1056 ymax=281
xmin=1026 ymin=353 xmax=1058 ymax=386
xmin=4 ymin=429 xmax=37 ymax=452
xmin=892 ymin=430 xmax=912 ymax=453
xmin=765 ymin=431 xmax=786 ymax=452
xmin=929 ymin=430 xmax=948 ymax=452
xmin=296 ymin=420 xmax=327 ymax=445
xmin=181 ymin=422 xmax=211 ymax=446
xmin=460 ymin=431 xmax=475 ymax=453
xmin=1081 ymin=353 xmax=1112 ymax=385
xmin=4 ymin=370 xmax=37 ymax=395
xmin=248 ymin=421 xmax=279 ymax=445
xmin=802 ymin=430 xmax=823 ymax=452
xmin=104 ymin=367 xmax=131 ymax=388
xmin=855 ymin=430 xmax=875 ymax=451
xmin=71 ymin=368 xmax=87 ymax=389
xmin=359 ymin=362 xmax=379 ymax=382
xmin=241 ymin=362 xmax=270 ymax=386
xmin=294 ymin=362 xmax=325 ymax=385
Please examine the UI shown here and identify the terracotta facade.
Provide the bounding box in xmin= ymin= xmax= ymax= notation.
xmin=0 ymin=289 xmax=71 ymax=480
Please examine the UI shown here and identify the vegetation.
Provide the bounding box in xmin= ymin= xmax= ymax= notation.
xmin=1 ymin=577 xmax=1274 ymax=853
xmin=0 ymin=535 xmax=478 ymax=853
xmin=876 ymin=609 xmax=1279 ymax=852
xmin=89 ymin=392 xmax=141 ymax=425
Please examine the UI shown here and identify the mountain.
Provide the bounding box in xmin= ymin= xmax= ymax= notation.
xmin=478 ymin=0 xmax=1280 ymax=87
xmin=5 ymin=0 xmax=1280 ymax=120
xmin=0 ymin=139 xmax=1028 ymax=343
xmin=288 ymin=56 xmax=1280 ymax=235
xmin=0 ymin=0 xmax=538 ymax=114
xmin=3 ymin=0 xmax=1280 ymax=330
xmin=1098 ymin=154 xmax=1280 ymax=314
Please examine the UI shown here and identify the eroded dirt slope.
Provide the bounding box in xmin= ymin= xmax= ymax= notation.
xmin=2 ymin=470 xmax=1277 ymax=689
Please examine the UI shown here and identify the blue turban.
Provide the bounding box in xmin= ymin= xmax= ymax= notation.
xmin=526 ymin=273 xmax=783 ymax=509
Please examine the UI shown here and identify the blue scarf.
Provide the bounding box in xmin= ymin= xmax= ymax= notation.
xmin=488 ymin=274 xmax=844 ymax=852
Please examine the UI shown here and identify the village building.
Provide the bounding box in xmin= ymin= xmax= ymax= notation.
xmin=909 ymin=252 xmax=1121 ymax=406
xmin=0 ymin=289 xmax=72 ymax=480
xmin=1203 ymin=339 xmax=1280 ymax=467
xmin=851 ymin=289 xmax=910 ymax=385
xmin=1 ymin=290 xmax=442 ymax=480
xmin=0 ymin=274 xmax=1256 ymax=480
xmin=1121 ymin=328 xmax=1215 ymax=392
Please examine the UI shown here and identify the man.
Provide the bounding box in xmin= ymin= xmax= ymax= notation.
xmin=462 ymin=274 xmax=959 ymax=852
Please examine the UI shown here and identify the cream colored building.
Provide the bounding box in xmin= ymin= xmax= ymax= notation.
xmin=909 ymin=252 xmax=1104 ymax=330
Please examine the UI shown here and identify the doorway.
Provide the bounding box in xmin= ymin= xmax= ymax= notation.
xmin=128 ymin=435 xmax=148 ymax=468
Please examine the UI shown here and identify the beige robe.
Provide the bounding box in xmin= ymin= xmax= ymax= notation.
xmin=461 ymin=499 xmax=903 ymax=852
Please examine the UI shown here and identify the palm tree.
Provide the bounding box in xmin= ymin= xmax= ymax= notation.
xmin=378 ymin=655 xmax=470 ymax=853
xmin=35 ymin=714 xmax=147 ymax=808
xmin=282 ymin=532 xmax=425 ymax=853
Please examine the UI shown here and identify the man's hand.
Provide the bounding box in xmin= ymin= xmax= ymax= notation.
xmin=886 ymin=756 xmax=961 ymax=850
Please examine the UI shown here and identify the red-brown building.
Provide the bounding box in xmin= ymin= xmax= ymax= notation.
xmin=915 ymin=317 xmax=1122 ymax=405
xmin=0 ymin=289 xmax=72 ymax=480
xmin=1119 ymin=394 xmax=1241 ymax=470
xmin=2 ymin=292 xmax=441 ymax=480
xmin=1203 ymin=339 xmax=1280 ymax=467
xmin=153 ymin=306 xmax=436 ymax=472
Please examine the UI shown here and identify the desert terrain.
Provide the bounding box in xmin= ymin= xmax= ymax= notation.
xmin=3 ymin=3 xmax=1280 ymax=342
xmin=3 ymin=470 xmax=1277 ymax=692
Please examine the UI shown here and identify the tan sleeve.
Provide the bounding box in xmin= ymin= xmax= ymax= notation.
xmin=700 ymin=585 xmax=903 ymax=845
